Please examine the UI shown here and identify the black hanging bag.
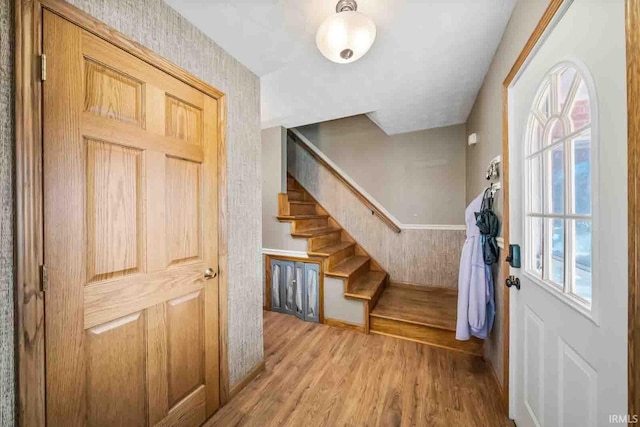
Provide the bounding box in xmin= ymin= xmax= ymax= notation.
xmin=474 ymin=188 xmax=500 ymax=266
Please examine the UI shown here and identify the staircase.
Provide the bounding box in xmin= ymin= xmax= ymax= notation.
xmin=279 ymin=176 xmax=483 ymax=356
xmin=279 ymin=176 xmax=388 ymax=330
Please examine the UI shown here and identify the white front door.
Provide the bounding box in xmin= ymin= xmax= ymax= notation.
xmin=509 ymin=1 xmax=628 ymax=426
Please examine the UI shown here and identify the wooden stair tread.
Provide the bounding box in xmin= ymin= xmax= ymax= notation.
xmin=370 ymin=286 xmax=458 ymax=331
xmin=345 ymin=271 xmax=386 ymax=300
xmin=308 ymin=241 xmax=355 ymax=257
xmin=326 ymin=256 xmax=369 ymax=278
xmin=291 ymin=227 xmax=341 ymax=238
xmin=289 ymin=201 xmax=316 ymax=205
xmin=277 ymin=214 xmax=329 ymax=220
xmin=369 ymin=316 xmax=483 ymax=356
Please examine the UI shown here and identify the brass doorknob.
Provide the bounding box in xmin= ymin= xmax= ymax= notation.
xmin=204 ymin=268 xmax=217 ymax=280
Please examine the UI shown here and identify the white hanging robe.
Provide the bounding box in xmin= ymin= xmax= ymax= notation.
xmin=456 ymin=192 xmax=493 ymax=340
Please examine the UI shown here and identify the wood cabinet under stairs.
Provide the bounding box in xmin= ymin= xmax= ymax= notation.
xmin=277 ymin=176 xmax=483 ymax=356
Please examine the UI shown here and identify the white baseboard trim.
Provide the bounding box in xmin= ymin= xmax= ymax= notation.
xmin=262 ymin=248 xmax=309 ymax=258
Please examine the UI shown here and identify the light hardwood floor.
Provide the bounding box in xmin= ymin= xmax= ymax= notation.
xmin=206 ymin=311 xmax=511 ymax=427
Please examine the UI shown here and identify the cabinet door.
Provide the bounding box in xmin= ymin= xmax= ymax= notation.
xmin=293 ymin=263 xmax=305 ymax=320
xmin=304 ymin=263 xmax=320 ymax=323
xmin=281 ymin=261 xmax=296 ymax=316
xmin=270 ymin=259 xmax=284 ymax=313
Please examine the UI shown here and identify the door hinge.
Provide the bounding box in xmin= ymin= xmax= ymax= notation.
xmin=40 ymin=54 xmax=47 ymax=81
xmin=40 ymin=265 xmax=48 ymax=292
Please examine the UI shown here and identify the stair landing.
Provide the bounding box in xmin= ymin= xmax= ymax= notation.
xmin=370 ymin=285 xmax=483 ymax=356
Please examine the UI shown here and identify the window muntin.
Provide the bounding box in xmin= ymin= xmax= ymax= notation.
xmin=525 ymin=63 xmax=594 ymax=308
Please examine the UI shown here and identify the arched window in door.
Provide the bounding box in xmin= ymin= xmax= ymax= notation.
xmin=525 ymin=62 xmax=595 ymax=307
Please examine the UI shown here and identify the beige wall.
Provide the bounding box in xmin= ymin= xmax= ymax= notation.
xmin=262 ymin=127 xmax=308 ymax=253
xmin=466 ymin=0 xmax=549 ymax=389
xmin=262 ymin=126 xmax=286 ymax=247
xmin=289 ymin=139 xmax=466 ymax=289
xmin=297 ymin=115 xmax=467 ymax=225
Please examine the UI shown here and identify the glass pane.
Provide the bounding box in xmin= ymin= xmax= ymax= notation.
xmin=570 ymin=78 xmax=590 ymax=131
xmin=530 ymin=118 xmax=543 ymax=154
xmin=285 ymin=265 xmax=294 ymax=311
xmin=546 ymin=118 xmax=566 ymax=145
xmin=295 ymin=265 xmax=304 ymax=315
xmin=572 ymin=132 xmax=592 ymax=215
xmin=546 ymin=145 xmax=564 ymax=214
xmin=537 ymin=82 xmax=551 ymax=118
xmin=529 ymin=155 xmax=543 ymax=214
xmin=528 ymin=217 xmax=543 ymax=279
xmin=558 ymin=67 xmax=577 ymax=113
xmin=272 ymin=265 xmax=280 ymax=308
xmin=547 ymin=218 xmax=565 ymax=287
xmin=306 ymin=269 xmax=318 ymax=318
xmin=572 ymin=220 xmax=592 ymax=303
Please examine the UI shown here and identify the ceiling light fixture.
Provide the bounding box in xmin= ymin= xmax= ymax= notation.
xmin=316 ymin=0 xmax=377 ymax=64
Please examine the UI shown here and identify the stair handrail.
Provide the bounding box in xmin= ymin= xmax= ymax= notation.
xmin=288 ymin=128 xmax=403 ymax=234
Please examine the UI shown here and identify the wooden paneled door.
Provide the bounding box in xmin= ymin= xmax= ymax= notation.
xmin=42 ymin=10 xmax=220 ymax=426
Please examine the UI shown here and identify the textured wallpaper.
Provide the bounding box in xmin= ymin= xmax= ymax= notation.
xmin=288 ymin=138 xmax=465 ymax=288
xmin=0 ymin=0 xmax=14 ymax=423
xmin=0 ymin=4 xmax=262 ymax=421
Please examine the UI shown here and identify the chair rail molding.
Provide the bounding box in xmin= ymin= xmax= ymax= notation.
xmin=262 ymin=248 xmax=310 ymax=258
xmin=288 ymin=128 xmax=465 ymax=233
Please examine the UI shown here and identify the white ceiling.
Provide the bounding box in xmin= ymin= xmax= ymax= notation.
xmin=165 ymin=0 xmax=517 ymax=135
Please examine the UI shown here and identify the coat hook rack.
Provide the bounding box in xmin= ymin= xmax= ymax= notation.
xmin=486 ymin=155 xmax=501 ymax=198
xmin=489 ymin=182 xmax=501 ymax=197
xmin=486 ymin=155 xmax=501 ymax=181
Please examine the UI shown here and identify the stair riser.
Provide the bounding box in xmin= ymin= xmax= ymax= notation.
xmin=326 ymin=246 xmax=356 ymax=270
xmin=308 ymin=232 xmax=342 ymax=251
xmin=369 ymin=316 xmax=483 ymax=356
xmin=292 ymin=218 xmax=328 ymax=232
xmin=287 ymin=190 xmax=305 ymax=201
xmin=349 ymin=260 xmax=371 ymax=283
xmin=369 ymin=276 xmax=388 ymax=309
xmin=290 ymin=203 xmax=317 ymax=216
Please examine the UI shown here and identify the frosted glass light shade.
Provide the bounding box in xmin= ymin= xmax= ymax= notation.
xmin=316 ymin=11 xmax=376 ymax=64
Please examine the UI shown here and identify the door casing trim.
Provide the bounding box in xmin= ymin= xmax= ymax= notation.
xmin=502 ymin=0 xmax=640 ymax=419
xmin=14 ymin=0 xmax=230 ymax=424
xmin=626 ymin=0 xmax=640 ymax=419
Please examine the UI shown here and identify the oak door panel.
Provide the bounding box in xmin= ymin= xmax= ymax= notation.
xmin=86 ymin=139 xmax=143 ymax=283
xmin=44 ymin=10 xmax=219 ymax=427
xmin=165 ymin=94 xmax=203 ymax=145
xmin=166 ymin=156 xmax=202 ymax=266
xmin=84 ymin=59 xmax=144 ymax=126
xmin=86 ymin=312 xmax=147 ymax=427
xmin=167 ymin=291 xmax=204 ymax=407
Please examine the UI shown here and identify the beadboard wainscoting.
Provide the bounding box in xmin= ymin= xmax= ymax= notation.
xmin=288 ymin=137 xmax=466 ymax=289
